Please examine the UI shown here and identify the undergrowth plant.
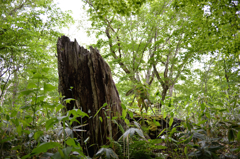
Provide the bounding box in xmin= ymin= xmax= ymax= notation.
xmin=0 ymin=68 xmax=88 ymax=159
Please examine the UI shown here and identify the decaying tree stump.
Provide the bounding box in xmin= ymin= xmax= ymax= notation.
xmin=57 ymin=36 xmax=124 ymax=156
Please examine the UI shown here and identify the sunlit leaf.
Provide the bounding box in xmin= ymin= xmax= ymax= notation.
xmin=122 ymin=109 xmax=127 ymax=119
xmin=93 ymin=103 xmax=107 ymax=118
xmin=44 ymin=83 xmax=56 ymax=93
xmin=169 ymin=117 xmax=174 ymax=127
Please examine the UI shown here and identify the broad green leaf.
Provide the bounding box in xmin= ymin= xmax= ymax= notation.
xmin=62 ymin=147 xmax=73 ymax=157
xmin=124 ymin=118 xmax=130 ymax=125
xmin=163 ymin=112 xmax=167 ymax=119
xmin=46 ymin=118 xmax=58 ymax=130
xmin=51 ymin=152 xmax=62 ymax=159
xmin=200 ymin=103 xmax=205 ymax=110
xmin=122 ymin=109 xmax=127 ymax=119
xmin=6 ymin=115 xmax=10 ymax=121
xmin=30 ymin=142 xmax=61 ymax=156
xmin=66 ymin=138 xmax=77 ymax=146
xmin=17 ymin=125 xmax=22 ymax=135
xmin=44 ymin=83 xmax=56 ymax=93
xmin=27 ymin=82 xmax=37 ymax=89
xmin=20 ymin=90 xmax=36 ymax=96
xmin=121 ymin=103 xmax=126 ymax=109
xmin=42 ymin=67 xmax=50 ymax=73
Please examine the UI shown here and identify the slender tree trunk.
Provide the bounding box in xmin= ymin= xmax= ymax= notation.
xmin=12 ymin=65 xmax=19 ymax=108
xmin=160 ymin=84 xmax=169 ymax=109
xmin=168 ymin=84 xmax=174 ymax=97
xmin=57 ymin=36 xmax=124 ymax=157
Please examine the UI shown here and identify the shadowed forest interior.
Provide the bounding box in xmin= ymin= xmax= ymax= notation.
xmin=0 ymin=0 xmax=239 ymax=159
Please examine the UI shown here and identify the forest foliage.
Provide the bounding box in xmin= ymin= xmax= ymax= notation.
xmin=0 ymin=0 xmax=239 ymax=158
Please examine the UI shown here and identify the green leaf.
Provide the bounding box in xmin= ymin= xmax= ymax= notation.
xmin=11 ymin=110 xmax=18 ymax=117
xmin=44 ymin=83 xmax=56 ymax=93
xmin=42 ymin=67 xmax=50 ymax=73
xmin=197 ymin=120 xmax=207 ymax=125
xmin=99 ymin=116 xmax=103 ymax=122
xmin=122 ymin=109 xmax=127 ymax=119
xmin=46 ymin=118 xmax=58 ymax=130
xmin=27 ymin=82 xmax=37 ymax=89
xmin=62 ymin=147 xmax=73 ymax=157
xmin=51 ymin=152 xmax=62 ymax=159
xmin=93 ymin=103 xmax=107 ymax=118
xmin=56 ymin=104 xmax=64 ymax=112
xmin=237 ymin=131 xmax=240 ymax=142
xmin=20 ymin=90 xmax=36 ymax=96
xmin=169 ymin=117 xmax=174 ymax=127
xmin=124 ymin=118 xmax=130 ymax=125
xmin=163 ymin=111 xmax=167 ymax=118
xmin=153 ymin=120 xmax=160 ymax=126
xmin=32 ymin=73 xmax=47 ymax=79
xmin=68 ymin=109 xmax=89 ymax=118
xmin=64 ymin=98 xmax=75 ymax=104
xmin=30 ymin=142 xmax=61 ymax=156
xmin=66 ymin=138 xmax=80 ymax=148
xmin=58 ymin=148 xmax=64 ymax=158
xmin=157 ymin=128 xmax=166 ymax=138
xmin=228 ymin=129 xmax=235 ymax=141
xmin=200 ymin=103 xmax=205 ymax=110
xmin=57 ymin=115 xmax=68 ymax=121
xmin=17 ymin=125 xmax=22 ymax=135
xmin=128 ymin=111 xmax=133 ymax=118
xmin=6 ymin=115 xmax=10 ymax=121
xmin=34 ymin=131 xmax=43 ymax=141
xmin=20 ymin=105 xmax=32 ymax=110
xmin=121 ymin=103 xmax=126 ymax=109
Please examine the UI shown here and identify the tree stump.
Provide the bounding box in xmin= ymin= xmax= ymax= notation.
xmin=57 ymin=36 xmax=124 ymax=156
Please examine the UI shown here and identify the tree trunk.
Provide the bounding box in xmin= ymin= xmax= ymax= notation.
xmin=57 ymin=36 xmax=124 ymax=157
xmin=158 ymin=83 xmax=169 ymax=109
xmin=12 ymin=65 xmax=19 ymax=108
xmin=168 ymin=84 xmax=174 ymax=97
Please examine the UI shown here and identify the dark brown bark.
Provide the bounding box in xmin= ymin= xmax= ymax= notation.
xmin=57 ymin=36 xmax=124 ymax=157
